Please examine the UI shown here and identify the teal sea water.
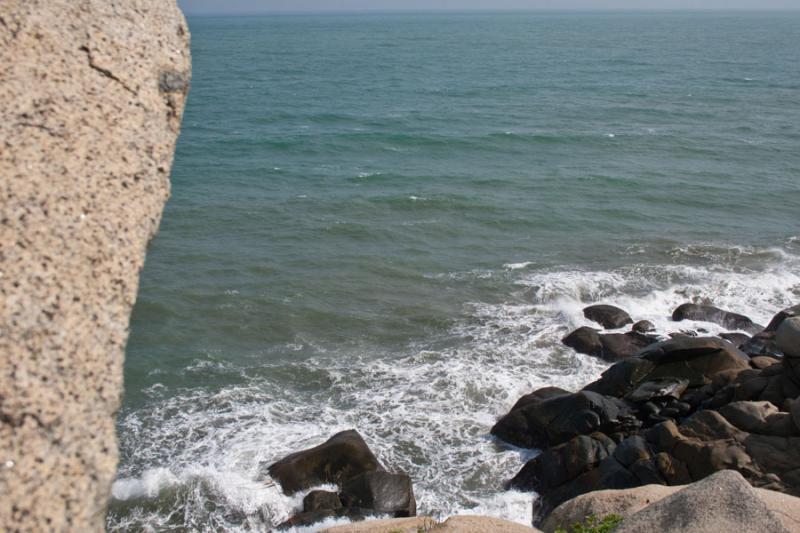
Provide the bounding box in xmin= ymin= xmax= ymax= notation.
xmin=109 ymin=11 xmax=800 ymax=531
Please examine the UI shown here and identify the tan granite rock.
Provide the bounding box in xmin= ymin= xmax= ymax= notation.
xmin=542 ymin=475 xmax=800 ymax=533
xmin=322 ymin=516 xmax=439 ymax=533
xmin=540 ymin=484 xmax=676 ymax=533
xmin=0 ymin=1 xmax=190 ymax=530
xmin=323 ymin=515 xmax=542 ymax=533
xmin=436 ymin=515 xmax=542 ymax=532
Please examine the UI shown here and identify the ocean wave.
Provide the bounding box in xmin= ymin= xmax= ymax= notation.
xmin=110 ymin=243 xmax=800 ymax=531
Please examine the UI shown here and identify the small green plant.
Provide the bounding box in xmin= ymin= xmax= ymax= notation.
xmin=554 ymin=514 xmax=624 ymax=533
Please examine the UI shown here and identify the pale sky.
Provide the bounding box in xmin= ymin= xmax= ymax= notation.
xmin=178 ymin=0 xmax=800 ymax=15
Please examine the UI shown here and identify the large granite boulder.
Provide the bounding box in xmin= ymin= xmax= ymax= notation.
xmin=632 ymin=320 xmax=656 ymax=333
xmin=540 ymin=484 xmax=676 ymax=533
xmin=614 ymin=470 xmax=789 ymax=533
xmin=584 ymin=358 xmax=656 ymax=398
xmin=740 ymin=304 xmax=800 ymax=358
xmin=583 ymin=304 xmax=634 ymax=329
xmin=340 ymin=471 xmax=416 ymax=518
xmin=509 ymin=433 xmax=617 ymax=492
xmin=510 ymin=386 xmax=570 ymax=412
xmin=303 ymin=490 xmax=343 ymax=513
xmin=321 ymin=516 xmax=542 ymax=533
xmin=672 ymin=303 xmax=763 ymax=334
xmin=541 ymin=476 xmax=800 ymax=533
xmin=562 ymin=327 xmax=657 ymax=362
xmin=268 ymin=430 xmax=384 ymax=494
xmin=270 ymin=431 xmax=418 ymax=529
xmin=0 ymin=1 xmax=190 ymax=530
xmin=492 ymin=391 xmax=637 ymax=449
xmin=778 ymin=317 xmax=800 ymax=384
xmin=637 ymin=336 xmax=750 ymax=388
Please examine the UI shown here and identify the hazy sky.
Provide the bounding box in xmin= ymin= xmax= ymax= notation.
xmin=178 ymin=0 xmax=800 ymax=15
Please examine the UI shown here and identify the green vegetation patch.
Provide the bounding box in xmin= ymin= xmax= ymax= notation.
xmin=555 ymin=514 xmax=624 ymax=533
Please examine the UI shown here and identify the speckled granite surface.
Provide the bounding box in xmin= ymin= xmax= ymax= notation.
xmin=0 ymin=1 xmax=189 ymax=529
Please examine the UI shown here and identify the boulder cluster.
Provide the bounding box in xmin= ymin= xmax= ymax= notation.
xmin=267 ymin=430 xmax=416 ymax=529
xmin=493 ymin=302 xmax=800 ymax=524
xmin=268 ymin=302 xmax=800 ymax=530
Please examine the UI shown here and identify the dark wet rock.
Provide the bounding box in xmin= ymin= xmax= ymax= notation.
xmin=508 ymin=433 xmax=616 ymax=492
xmin=640 ymin=402 xmax=660 ymax=417
xmin=778 ymin=318 xmax=800 ymax=386
xmin=626 ymin=378 xmax=689 ymax=403
xmin=765 ymin=304 xmax=800 ymax=332
xmin=509 ymin=307 xmax=800 ymax=520
xmin=562 ymin=327 xmax=603 ymax=357
xmin=562 ymin=327 xmax=657 ymax=362
xmin=278 ymin=508 xmax=363 ymax=529
xmin=597 ymin=333 xmax=659 ymax=361
xmin=268 ymin=430 xmax=384 ymax=494
xmin=339 ymin=471 xmax=416 ymax=518
xmin=654 ymin=451 xmax=692 ymax=485
xmin=741 ymin=331 xmax=783 ymax=358
xmin=639 ymin=336 xmax=748 ymax=365
xmin=510 ymin=386 xmax=570 ymax=412
xmin=492 ymin=391 xmax=637 ymax=449
xmin=532 ymin=452 xmax=644 ymax=523
xmin=674 ymin=401 xmax=691 ymax=414
xmin=632 ymin=320 xmax=655 ymax=333
xmin=720 ymin=332 xmax=751 ymax=347
xmin=735 ymin=304 xmax=800 ymax=358
xmin=718 ymin=401 xmax=797 ymax=437
xmin=660 ymin=407 xmax=680 ymax=418
xmin=583 ymin=304 xmax=634 ymax=330
xmin=646 ymin=411 xmax=754 ymax=481
xmin=303 ymin=490 xmax=343 ymax=513
xmin=612 ymin=436 xmax=651 ymax=468
xmin=637 ymin=337 xmax=750 ymax=389
xmin=584 ymin=358 xmax=656 ymax=398
xmin=672 ymin=303 xmax=763 ymax=334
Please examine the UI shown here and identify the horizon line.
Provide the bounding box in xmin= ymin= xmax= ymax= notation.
xmin=182 ymin=7 xmax=800 ymax=16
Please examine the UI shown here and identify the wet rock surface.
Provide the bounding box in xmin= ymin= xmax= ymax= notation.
xmin=583 ymin=304 xmax=634 ymax=330
xmin=269 ymin=430 xmax=416 ymax=529
xmin=269 ymin=430 xmax=384 ymax=495
xmin=672 ymin=303 xmax=763 ymax=335
xmin=498 ymin=304 xmax=800 ymax=525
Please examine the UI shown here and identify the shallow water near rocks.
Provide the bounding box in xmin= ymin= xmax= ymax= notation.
xmin=108 ymin=11 xmax=800 ymax=532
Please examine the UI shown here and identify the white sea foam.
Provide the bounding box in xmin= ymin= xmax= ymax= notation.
xmin=112 ymin=468 xmax=178 ymax=500
xmin=110 ymin=243 xmax=800 ymax=531
xmin=503 ymin=261 xmax=535 ymax=271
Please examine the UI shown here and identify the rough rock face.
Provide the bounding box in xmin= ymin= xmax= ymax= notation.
xmin=562 ymin=327 xmax=658 ymax=362
xmin=321 ymin=515 xmax=542 ymax=533
xmin=541 ymin=480 xmax=800 ymax=533
xmin=614 ymin=470 xmax=789 ymax=533
xmin=497 ymin=308 xmax=800 ymax=520
xmin=672 ymin=303 xmax=763 ymax=334
xmin=0 ymin=1 xmax=190 ymax=531
xmin=270 ymin=430 xmax=416 ymax=528
xmin=269 ymin=430 xmax=385 ymax=495
xmin=583 ymin=304 xmax=633 ymax=330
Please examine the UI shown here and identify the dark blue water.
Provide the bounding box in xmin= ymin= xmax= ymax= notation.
xmin=109 ymin=12 xmax=800 ymax=531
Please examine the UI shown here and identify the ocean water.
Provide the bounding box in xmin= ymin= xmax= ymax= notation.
xmin=108 ymin=11 xmax=800 ymax=531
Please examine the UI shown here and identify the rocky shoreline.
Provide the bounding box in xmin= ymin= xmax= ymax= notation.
xmin=268 ymin=301 xmax=800 ymax=531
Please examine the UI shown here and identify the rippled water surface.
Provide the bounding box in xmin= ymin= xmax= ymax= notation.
xmin=110 ymin=11 xmax=800 ymax=531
